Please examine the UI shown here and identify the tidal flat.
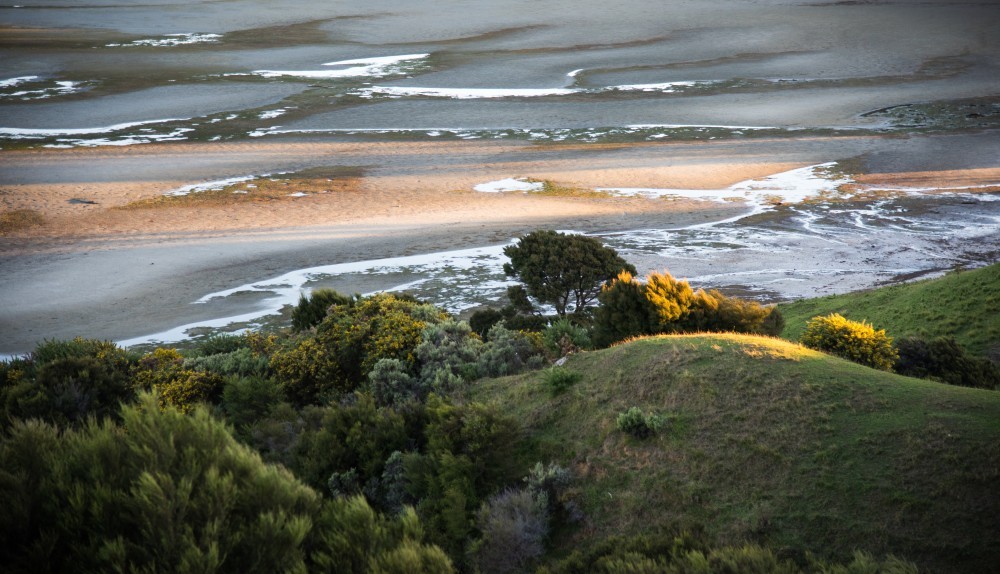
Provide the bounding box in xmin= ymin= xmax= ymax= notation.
xmin=1 ymin=0 xmax=998 ymax=353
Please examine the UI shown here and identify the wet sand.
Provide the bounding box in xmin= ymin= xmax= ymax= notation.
xmin=2 ymin=132 xmax=999 ymax=354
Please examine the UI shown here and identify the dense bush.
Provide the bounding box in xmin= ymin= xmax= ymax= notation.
xmin=895 ymin=336 xmax=1000 ymax=389
xmin=539 ymin=533 xmax=916 ymax=574
xmin=682 ymin=289 xmax=785 ymax=336
xmin=3 ymin=356 xmax=132 ymax=426
xmin=133 ymin=348 xmax=226 ymax=413
xmin=282 ymin=393 xmax=413 ymax=496
xmin=404 ymin=396 xmax=521 ymax=560
xmin=470 ymin=307 xmax=505 ymax=338
xmin=29 ymin=336 xmax=134 ymax=372
xmin=273 ymin=293 xmax=439 ymax=405
xmin=542 ymin=366 xmax=582 ymax=396
xmin=477 ymin=323 xmax=548 ymax=377
xmin=1 ymin=338 xmax=135 ymax=427
xmin=415 ymin=319 xmax=483 ymax=392
xmin=593 ymin=272 xmax=783 ymax=347
xmin=291 ymin=288 xmax=354 ymax=332
xmin=542 ymin=318 xmax=592 ymax=357
xmin=369 ymin=358 xmax=426 ymax=407
xmin=0 ymin=393 xmax=319 ymax=573
xmin=220 ymin=375 xmax=284 ymax=436
xmin=471 ymin=487 xmax=549 ymax=574
xmin=0 ymin=393 xmax=452 ymax=573
xmin=800 ymin=313 xmax=898 ymax=371
xmin=184 ymin=346 xmax=271 ymax=378
xmin=593 ymin=271 xmax=659 ymax=347
xmin=616 ymin=407 xmax=666 ymax=439
xmin=194 ymin=332 xmax=251 ymax=356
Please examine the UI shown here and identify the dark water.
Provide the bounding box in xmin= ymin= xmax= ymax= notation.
xmin=2 ymin=0 xmax=998 ymax=147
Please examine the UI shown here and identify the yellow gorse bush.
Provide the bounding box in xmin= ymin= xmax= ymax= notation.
xmin=800 ymin=313 xmax=898 ymax=371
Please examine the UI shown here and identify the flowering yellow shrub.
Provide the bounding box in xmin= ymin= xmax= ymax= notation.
xmin=800 ymin=313 xmax=898 ymax=371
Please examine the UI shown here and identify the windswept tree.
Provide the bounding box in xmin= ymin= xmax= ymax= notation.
xmin=503 ymin=230 xmax=636 ymax=317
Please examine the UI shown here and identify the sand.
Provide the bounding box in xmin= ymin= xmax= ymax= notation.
xmin=2 ymin=132 xmax=999 ymax=355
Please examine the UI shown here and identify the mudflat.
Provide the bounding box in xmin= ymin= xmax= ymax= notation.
xmin=1 ymin=0 xmax=998 ymax=354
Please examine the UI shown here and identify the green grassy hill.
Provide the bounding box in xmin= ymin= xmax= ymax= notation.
xmin=778 ymin=263 xmax=1000 ymax=359
xmin=469 ymin=334 xmax=1000 ymax=572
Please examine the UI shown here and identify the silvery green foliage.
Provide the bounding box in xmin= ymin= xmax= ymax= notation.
xmin=472 ymin=487 xmax=549 ymax=574
xmin=478 ymin=323 xmax=546 ymax=378
xmin=368 ymin=358 xmax=426 ymax=407
xmin=415 ymin=320 xmax=483 ymax=387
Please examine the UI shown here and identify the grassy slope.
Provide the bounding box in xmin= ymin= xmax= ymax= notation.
xmin=778 ymin=263 xmax=1000 ymax=359
xmin=469 ymin=334 xmax=1000 ymax=572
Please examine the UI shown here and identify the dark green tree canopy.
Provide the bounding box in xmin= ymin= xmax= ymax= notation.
xmin=503 ymin=230 xmax=636 ymax=317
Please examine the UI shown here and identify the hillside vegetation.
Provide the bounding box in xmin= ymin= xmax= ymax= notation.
xmin=469 ymin=333 xmax=1000 ymax=573
xmin=779 ymin=263 xmax=1000 ymax=359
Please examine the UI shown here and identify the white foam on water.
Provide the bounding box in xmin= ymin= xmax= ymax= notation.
xmin=359 ymin=86 xmax=576 ymax=99
xmin=106 ymin=33 xmax=222 ymax=48
xmin=598 ymin=163 xmax=849 ymax=223
xmin=0 ymin=75 xmax=37 ymax=88
xmin=258 ymin=108 xmax=287 ymax=119
xmin=567 ymin=69 xmax=584 ymax=78
xmin=473 ymin=178 xmax=544 ymax=193
xmin=244 ymin=53 xmax=429 ymax=80
xmin=1 ymin=79 xmax=83 ymax=100
xmin=604 ymin=81 xmax=701 ymax=92
xmin=356 ymin=80 xmax=714 ymax=100
xmin=118 ymin=243 xmax=513 ymax=348
xmin=165 ymin=174 xmax=263 ymax=196
xmin=49 ymin=127 xmax=194 ymax=147
xmin=0 ymin=118 xmax=186 ymax=138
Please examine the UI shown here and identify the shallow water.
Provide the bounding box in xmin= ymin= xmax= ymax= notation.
xmin=120 ymin=166 xmax=1000 ymax=347
xmin=2 ymin=0 xmax=998 ymax=147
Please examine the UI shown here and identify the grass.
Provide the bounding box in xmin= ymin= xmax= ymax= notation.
xmin=116 ymin=167 xmax=366 ymax=210
xmin=778 ymin=263 xmax=1000 ymax=359
xmin=468 ymin=333 xmax=1000 ymax=572
xmin=0 ymin=209 xmax=44 ymax=234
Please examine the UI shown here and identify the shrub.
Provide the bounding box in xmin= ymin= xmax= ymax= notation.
xmin=471 ymin=488 xmax=549 ymax=574
xmin=132 ymin=348 xmax=225 ymax=413
xmin=800 ymin=313 xmax=898 ymax=371
xmin=220 ymin=375 xmax=284 ymax=434
xmin=593 ymin=271 xmax=659 ymax=347
xmin=645 ymin=271 xmax=696 ymax=326
xmin=470 ymin=308 xmax=505 ymax=339
xmin=542 ymin=319 xmax=592 ymax=357
xmin=0 ymin=393 xmax=320 ymax=573
xmin=29 ymin=337 xmax=133 ymax=372
xmin=291 ymin=288 xmax=353 ymax=332
xmin=542 ymin=367 xmax=581 ymax=397
xmin=274 ymin=293 xmax=437 ymax=405
xmin=184 ymin=346 xmax=271 ymax=377
xmin=194 ymin=332 xmax=250 ymax=356
xmin=3 ymin=356 xmax=132 ymax=426
xmin=0 ymin=394 xmax=452 ymax=573
xmin=415 ymin=320 xmax=483 ymax=388
xmin=478 ymin=323 xmax=547 ymax=377
xmin=616 ymin=407 xmax=666 ymax=439
xmin=682 ymin=289 xmax=785 ymax=336
xmin=895 ymin=336 xmax=1000 ymax=389
xmin=369 ymin=358 xmax=426 ymax=406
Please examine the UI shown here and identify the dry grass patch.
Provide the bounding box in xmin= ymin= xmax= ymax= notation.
xmin=117 ymin=166 xmax=366 ymax=210
xmin=0 ymin=209 xmax=44 ymax=235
